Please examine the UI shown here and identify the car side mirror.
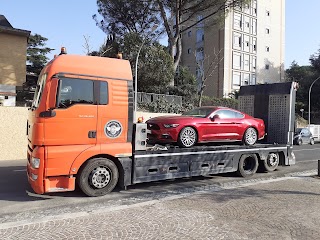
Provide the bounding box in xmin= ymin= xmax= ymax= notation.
xmin=211 ymin=114 xmax=219 ymax=121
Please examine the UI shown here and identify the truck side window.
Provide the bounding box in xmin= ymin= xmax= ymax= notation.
xmin=56 ymin=78 xmax=94 ymax=108
xmin=100 ymin=81 xmax=108 ymax=105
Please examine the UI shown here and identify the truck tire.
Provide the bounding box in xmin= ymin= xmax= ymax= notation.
xmin=236 ymin=154 xmax=258 ymax=177
xmin=261 ymin=152 xmax=279 ymax=172
xmin=77 ymin=158 xmax=119 ymax=197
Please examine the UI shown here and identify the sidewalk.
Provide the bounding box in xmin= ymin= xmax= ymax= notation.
xmin=1 ymin=172 xmax=320 ymax=239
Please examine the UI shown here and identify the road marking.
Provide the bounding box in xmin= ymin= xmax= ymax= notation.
xmin=298 ymin=159 xmax=320 ymax=163
xmin=293 ymin=147 xmax=320 ymax=152
xmin=13 ymin=169 xmax=26 ymax=172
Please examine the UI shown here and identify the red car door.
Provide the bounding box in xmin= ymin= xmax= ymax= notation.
xmin=204 ymin=110 xmax=242 ymax=141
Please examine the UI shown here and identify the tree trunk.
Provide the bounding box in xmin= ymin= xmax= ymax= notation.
xmin=198 ymin=91 xmax=203 ymax=107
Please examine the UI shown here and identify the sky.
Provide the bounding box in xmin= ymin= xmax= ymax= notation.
xmin=0 ymin=0 xmax=319 ymax=68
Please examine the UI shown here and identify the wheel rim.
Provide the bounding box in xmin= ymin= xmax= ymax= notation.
xmin=245 ymin=128 xmax=257 ymax=145
xmin=180 ymin=128 xmax=196 ymax=147
xmin=89 ymin=166 xmax=111 ymax=189
xmin=267 ymin=153 xmax=279 ymax=167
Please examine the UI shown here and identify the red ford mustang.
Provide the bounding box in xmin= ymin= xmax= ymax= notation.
xmin=146 ymin=106 xmax=266 ymax=148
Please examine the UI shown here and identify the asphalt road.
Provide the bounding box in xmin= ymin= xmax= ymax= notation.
xmin=0 ymin=144 xmax=319 ymax=224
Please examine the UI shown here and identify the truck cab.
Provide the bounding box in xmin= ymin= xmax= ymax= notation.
xmin=27 ymin=51 xmax=133 ymax=195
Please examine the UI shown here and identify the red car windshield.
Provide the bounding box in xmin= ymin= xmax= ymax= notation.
xmin=182 ymin=107 xmax=216 ymax=118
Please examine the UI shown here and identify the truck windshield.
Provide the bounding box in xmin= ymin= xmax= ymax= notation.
xmin=31 ymin=73 xmax=47 ymax=109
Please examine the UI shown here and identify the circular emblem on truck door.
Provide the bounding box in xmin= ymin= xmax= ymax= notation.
xmin=105 ymin=120 xmax=122 ymax=138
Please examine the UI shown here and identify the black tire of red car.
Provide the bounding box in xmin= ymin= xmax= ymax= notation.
xmin=261 ymin=152 xmax=279 ymax=172
xmin=298 ymin=138 xmax=303 ymax=145
xmin=77 ymin=158 xmax=119 ymax=197
xmin=178 ymin=126 xmax=198 ymax=148
xmin=243 ymin=127 xmax=258 ymax=146
xmin=310 ymin=138 xmax=315 ymax=145
xmin=236 ymin=154 xmax=259 ymax=177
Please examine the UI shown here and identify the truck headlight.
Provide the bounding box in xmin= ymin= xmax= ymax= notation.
xmin=163 ymin=124 xmax=179 ymax=128
xmin=31 ymin=157 xmax=40 ymax=169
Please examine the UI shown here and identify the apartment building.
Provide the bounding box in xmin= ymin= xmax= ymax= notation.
xmin=0 ymin=15 xmax=30 ymax=106
xmin=181 ymin=0 xmax=285 ymax=98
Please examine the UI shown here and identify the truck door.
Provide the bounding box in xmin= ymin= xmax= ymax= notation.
xmin=44 ymin=76 xmax=98 ymax=146
xmin=96 ymin=80 xmax=129 ymax=146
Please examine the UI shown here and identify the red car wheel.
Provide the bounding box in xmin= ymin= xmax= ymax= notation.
xmin=178 ymin=127 xmax=198 ymax=148
xmin=243 ymin=127 xmax=258 ymax=145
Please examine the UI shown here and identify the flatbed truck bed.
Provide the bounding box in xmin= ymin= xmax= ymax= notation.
xmin=119 ymin=138 xmax=295 ymax=189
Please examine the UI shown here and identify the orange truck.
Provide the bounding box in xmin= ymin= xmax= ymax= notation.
xmin=27 ymin=48 xmax=296 ymax=197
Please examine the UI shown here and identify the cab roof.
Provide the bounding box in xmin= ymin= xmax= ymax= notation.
xmin=45 ymin=54 xmax=133 ymax=81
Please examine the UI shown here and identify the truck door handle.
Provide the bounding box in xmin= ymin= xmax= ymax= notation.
xmin=88 ymin=131 xmax=97 ymax=138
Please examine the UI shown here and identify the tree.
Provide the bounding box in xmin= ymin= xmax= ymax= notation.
xmin=169 ymin=66 xmax=198 ymax=108
xmin=94 ymin=0 xmax=249 ymax=76
xmin=93 ymin=0 xmax=161 ymax=38
xmin=115 ymin=32 xmax=174 ymax=93
xmin=27 ymin=34 xmax=53 ymax=75
xmin=285 ymin=61 xmax=319 ymax=117
xmin=155 ymin=0 xmax=248 ymax=73
xmin=195 ymin=48 xmax=224 ymax=106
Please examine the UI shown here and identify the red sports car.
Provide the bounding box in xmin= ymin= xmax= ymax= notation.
xmin=146 ymin=106 xmax=266 ymax=148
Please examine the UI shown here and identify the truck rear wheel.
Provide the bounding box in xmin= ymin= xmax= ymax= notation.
xmin=77 ymin=158 xmax=119 ymax=197
xmin=261 ymin=152 xmax=279 ymax=172
xmin=236 ymin=154 xmax=258 ymax=177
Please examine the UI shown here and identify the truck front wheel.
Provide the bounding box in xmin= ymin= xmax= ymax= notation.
xmin=236 ymin=154 xmax=258 ymax=177
xmin=77 ymin=158 xmax=119 ymax=197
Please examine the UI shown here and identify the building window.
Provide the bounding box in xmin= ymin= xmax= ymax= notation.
xmin=5 ymin=96 xmax=8 ymax=99
xmin=196 ymin=29 xmax=204 ymax=42
xmin=243 ymin=73 xmax=250 ymax=86
xmin=252 ymin=20 xmax=257 ymax=35
xmin=197 ymin=15 xmax=204 ymax=27
xmin=251 ymin=56 xmax=257 ymax=71
xmin=196 ymin=48 xmax=204 ymax=61
xmin=266 ymin=10 xmax=270 ymax=16
xmin=251 ymin=74 xmax=256 ymax=85
xmin=234 ymin=13 xmax=242 ymax=30
xmin=265 ymin=64 xmax=270 ymax=70
xmin=266 ymin=28 xmax=270 ymax=34
xmin=233 ymin=52 xmax=241 ymax=70
xmin=188 ymin=31 xmax=192 ymax=37
xmin=233 ymin=32 xmax=242 ymax=49
xmin=187 ymin=48 xmax=192 ymax=54
xmin=266 ymin=46 xmax=270 ymax=52
xmin=233 ymin=72 xmax=241 ymax=86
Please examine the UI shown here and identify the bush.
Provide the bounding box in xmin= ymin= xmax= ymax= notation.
xmin=201 ymin=96 xmax=239 ymax=109
xmin=138 ymin=98 xmax=184 ymax=114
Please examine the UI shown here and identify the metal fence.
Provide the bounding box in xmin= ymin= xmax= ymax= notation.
xmin=137 ymin=92 xmax=182 ymax=106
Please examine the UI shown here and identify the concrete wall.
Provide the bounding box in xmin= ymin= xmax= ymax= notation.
xmin=0 ymin=107 xmax=178 ymax=161
xmin=0 ymin=107 xmax=28 ymax=161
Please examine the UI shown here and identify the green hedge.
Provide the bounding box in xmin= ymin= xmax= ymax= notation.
xmin=138 ymin=95 xmax=239 ymax=114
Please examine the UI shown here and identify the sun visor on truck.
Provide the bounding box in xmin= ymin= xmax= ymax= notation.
xmin=238 ymin=82 xmax=297 ymax=145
